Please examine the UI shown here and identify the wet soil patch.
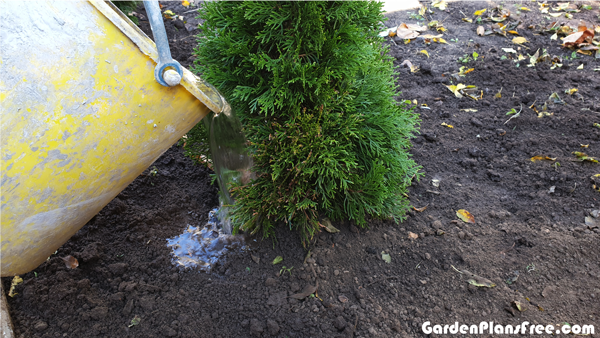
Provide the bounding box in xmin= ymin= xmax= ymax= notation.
xmin=4 ymin=1 xmax=600 ymax=337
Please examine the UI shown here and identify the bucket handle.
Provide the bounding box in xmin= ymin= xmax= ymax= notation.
xmin=143 ymin=1 xmax=183 ymax=87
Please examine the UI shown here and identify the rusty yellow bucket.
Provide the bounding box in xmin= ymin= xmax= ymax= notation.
xmin=0 ymin=1 xmax=222 ymax=276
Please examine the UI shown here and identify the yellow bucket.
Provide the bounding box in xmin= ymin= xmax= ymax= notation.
xmin=0 ymin=1 xmax=221 ymax=276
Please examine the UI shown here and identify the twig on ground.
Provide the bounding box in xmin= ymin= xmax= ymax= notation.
xmin=499 ymin=242 xmax=516 ymax=258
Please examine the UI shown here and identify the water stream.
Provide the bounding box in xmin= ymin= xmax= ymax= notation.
xmin=167 ymin=88 xmax=254 ymax=271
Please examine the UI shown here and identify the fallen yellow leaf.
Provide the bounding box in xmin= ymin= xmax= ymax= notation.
xmin=577 ymin=64 xmax=584 ymax=70
xmin=474 ymin=8 xmax=487 ymax=16
xmin=163 ymin=10 xmax=176 ymax=18
xmin=508 ymin=30 xmax=520 ymax=35
xmin=432 ymin=0 xmax=448 ymax=10
xmin=419 ymin=50 xmax=430 ymax=58
xmin=8 ymin=276 xmax=23 ymax=297
xmin=530 ymin=156 xmax=556 ymax=162
xmin=445 ymin=84 xmax=466 ymax=98
xmin=441 ymin=122 xmax=454 ymax=128
xmin=512 ymin=37 xmax=528 ymax=44
xmin=456 ymin=209 xmax=475 ymax=223
xmin=181 ymin=0 xmax=190 ymax=8
xmin=565 ymin=88 xmax=578 ymax=95
xmin=520 ymin=7 xmax=531 ymax=11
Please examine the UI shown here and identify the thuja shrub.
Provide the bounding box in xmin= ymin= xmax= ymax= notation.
xmin=192 ymin=1 xmax=421 ymax=243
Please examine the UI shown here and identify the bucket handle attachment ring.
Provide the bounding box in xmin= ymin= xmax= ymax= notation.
xmin=143 ymin=1 xmax=182 ymax=87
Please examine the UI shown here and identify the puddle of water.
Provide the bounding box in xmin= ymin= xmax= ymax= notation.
xmin=167 ymin=209 xmax=247 ymax=271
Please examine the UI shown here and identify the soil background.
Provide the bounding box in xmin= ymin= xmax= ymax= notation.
xmin=4 ymin=1 xmax=600 ymax=337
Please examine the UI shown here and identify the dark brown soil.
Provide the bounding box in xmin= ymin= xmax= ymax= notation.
xmin=4 ymin=1 xmax=600 ymax=337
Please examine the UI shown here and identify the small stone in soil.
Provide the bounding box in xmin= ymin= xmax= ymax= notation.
xmin=34 ymin=321 xmax=48 ymax=331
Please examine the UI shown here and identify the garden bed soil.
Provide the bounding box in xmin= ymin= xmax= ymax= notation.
xmin=4 ymin=1 xmax=600 ymax=337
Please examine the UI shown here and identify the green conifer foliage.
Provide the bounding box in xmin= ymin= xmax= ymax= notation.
xmin=192 ymin=1 xmax=421 ymax=243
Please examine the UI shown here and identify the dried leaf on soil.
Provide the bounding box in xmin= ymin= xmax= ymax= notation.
xmin=128 ymin=315 xmax=141 ymax=327
xmin=272 ymin=256 xmax=283 ymax=265
xmin=181 ymin=0 xmax=190 ymax=8
xmin=468 ymin=277 xmax=496 ymax=288
xmin=8 ymin=276 xmax=23 ymax=297
xmin=445 ymin=84 xmax=479 ymax=100
xmin=408 ymin=232 xmax=419 ymax=240
xmin=577 ymin=64 xmax=583 ymax=70
xmin=381 ymin=251 xmax=391 ymax=264
xmin=477 ymin=26 xmax=485 ymax=36
xmin=512 ymin=37 xmax=528 ymax=44
xmin=462 ymin=18 xmax=473 ymax=23
xmin=451 ymin=266 xmax=496 ymax=287
xmin=413 ymin=205 xmax=428 ymax=212
xmin=572 ymin=152 xmax=598 ymax=163
xmin=396 ymin=23 xmax=422 ymax=40
xmin=61 ymin=255 xmax=79 ymax=269
xmin=432 ymin=0 xmax=448 ymax=11
xmin=474 ymin=9 xmax=486 ymax=16
xmin=530 ymin=156 xmax=556 ymax=162
xmin=379 ymin=26 xmax=397 ymax=37
xmin=456 ymin=209 xmax=475 ymax=223
xmin=419 ymin=50 xmax=430 ymax=58
xmin=320 ymin=218 xmax=339 ymax=233
xmin=549 ymin=92 xmax=565 ymax=104
xmin=502 ymin=48 xmax=517 ymax=53
xmin=513 ymin=300 xmax=527 ymax=311
xmin=441 ymin=122 xmax=453 ymax=128
xmin=446 ymin=84 xmax=466 ymax=98
xmin=520 ymin=7 xmax=531 ymax=12
xmin=565 ymin=88 xmax=578 ymax=95
xmin=163 ymin=10 xmax=176 ymax=19
xmin=399 ymin=60 xmax=413 ymax=68
xmin=562 ymin=29 xmax=594 ymax=48
xmin=460 ymin=108 xmax=478 ymax=112
xmin=290 ymin=282 xmax=318 ymax=300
